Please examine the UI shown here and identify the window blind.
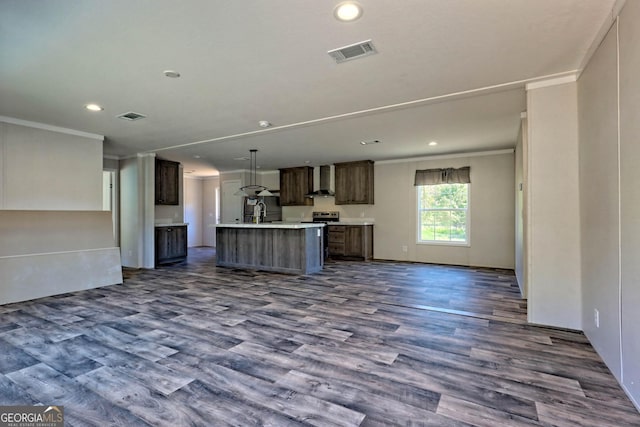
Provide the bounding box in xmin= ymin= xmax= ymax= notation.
xmin=414 ymin=166 xmax=470 ymax=185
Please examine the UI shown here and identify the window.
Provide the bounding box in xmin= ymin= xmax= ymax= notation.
xmin=417 ymin=183 xmax=469 ymax=244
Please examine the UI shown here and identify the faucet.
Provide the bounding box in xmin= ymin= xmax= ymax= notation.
xmin=253 ymin=201 xmax=267 ymax=224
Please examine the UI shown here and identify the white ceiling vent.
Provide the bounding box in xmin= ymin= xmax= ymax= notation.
xmin=117 ymin=111 xmax=146 ymax=121
xmin=328 ymin=39 xmax=377 ymax=64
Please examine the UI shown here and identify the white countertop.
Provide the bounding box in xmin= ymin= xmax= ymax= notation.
xmin=217 ymin=223 xmax=324 ymax=229
xmin=330 ymin=221 xmax=375 ymax=225
xmin=155 ymin=223 xmax=188 ymax=227
xmin=283 ymin=218 xmax=375 ymax=226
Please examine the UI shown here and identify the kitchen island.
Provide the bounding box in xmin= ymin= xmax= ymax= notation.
xmin=216 ymin=223 xmax=325 ymax=274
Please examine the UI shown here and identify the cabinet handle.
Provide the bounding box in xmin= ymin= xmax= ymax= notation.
xmin=167 ymin=228 xmax=172 ymax=232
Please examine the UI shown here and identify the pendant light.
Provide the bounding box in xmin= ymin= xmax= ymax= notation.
xmin=235 ymin=149 xmax=273 ymax=197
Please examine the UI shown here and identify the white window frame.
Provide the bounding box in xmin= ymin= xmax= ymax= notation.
xmin=416 ymin=184 xmax=470 ymax=247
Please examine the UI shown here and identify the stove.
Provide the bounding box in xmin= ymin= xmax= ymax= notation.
xmin=308 ymin=211 xmax=339 ymax=259
xmin=312 ymin=211 xmax=340 ymax=223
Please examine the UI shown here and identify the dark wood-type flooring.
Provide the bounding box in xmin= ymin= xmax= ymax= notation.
xmin=1 ymin=248 xmax=638 ymax=426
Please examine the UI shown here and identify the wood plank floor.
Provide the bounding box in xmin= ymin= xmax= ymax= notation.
xmin=1 ymin=247 xmax=638 ymax=426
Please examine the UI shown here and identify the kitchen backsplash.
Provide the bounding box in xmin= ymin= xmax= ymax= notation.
xmin=282 ymin=197 xmax=373 ymax=222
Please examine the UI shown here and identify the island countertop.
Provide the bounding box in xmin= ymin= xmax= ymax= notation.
xmin=216 ymin=223 xmax=324 ymax=274
xmin=217 ymin=223 xmax=324 ymax=229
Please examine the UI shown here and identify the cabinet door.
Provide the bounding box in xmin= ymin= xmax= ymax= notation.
xmin=155 ymin=226 xmax=187 ymax=266
xmin=334 ymin=160 xmax=374 ymax=205
xmin=334 ymin=164 xmax=349 ymax=205
xmin=155 ymin=159 xmax=180 ymax=205
xmin=279 ymin=167 xmax=314 ymax=206
xmin=279 ymin=168 xmax=295 ymax=205
xmin=328 ymin=225 xmax=345 ymax=256
xmin=155 ymin=227 xmax=171 ymax=262
xmin=168 ymin=226 xmax=188 ymax=258
xmin=344 ymin=226 xmax=363 ymax=257
xmin=349 ymin=162 xmax=373 ymax=204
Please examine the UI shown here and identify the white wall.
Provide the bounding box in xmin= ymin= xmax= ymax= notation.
xmin=119 ymin=157 xmax=141 ymax=267
xmin=526 ymin=80 xmax=582 ymax=330
xmin=514 ymin=117 xmax=526 ymax=296
xmin=0 ymin=210 xmax=122 ymax=305
xmin=618 ymin=0 xmax=640 ymax=407
xmin=184 ymin=176 xmax=203 ymax=247
xmin=0 ymin=119 xmax=121 ymax=304
xmin=282 ymin=151 xmax=515 ymax=269
xmin=119 ymin=154 xmax=155 ymax=268
xmin=202 ymin=176 xmax=220 ymax=247
xmin=259 ymin=171 xmax=279 ymax=190
xmin=578 ymin=22 xmax=621 ymax=379
xmin=0 ymin=120 xmax=103 ymax=210
xmin=574 ymin=1 xmax=640 ymax=408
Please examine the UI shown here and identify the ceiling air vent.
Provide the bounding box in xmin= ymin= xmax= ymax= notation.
xmin=117 ymin=111 xmax=146 ymax=121
xmin=328 ymin=39 xmax=377 ymax=64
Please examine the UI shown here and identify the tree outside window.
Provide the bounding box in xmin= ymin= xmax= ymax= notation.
xmin=417 ymin=183 xmax=469 ymax=244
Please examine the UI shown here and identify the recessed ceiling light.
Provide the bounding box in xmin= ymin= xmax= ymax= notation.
xmin=360 ymin=139 xmax=381 ymax=145
xmin=193 ymin=155 xmax=201 ymax=159
xmin=258 ymin=120 xmax=271 ymax=128
xmin=334 ymin=1 xmax=363 ymax=22
xmin=163 ymin=70 xmax=181 ymax=78
xmin=85 ymin=104 xmax=103 ymax=112
xmin=428 ymin=141 xmax=438 ymax=146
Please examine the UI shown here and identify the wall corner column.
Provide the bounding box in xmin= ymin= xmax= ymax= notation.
xmin=525 ymin=76 xmax=582 ymax=330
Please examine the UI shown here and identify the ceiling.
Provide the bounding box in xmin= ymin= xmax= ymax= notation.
xmin=0 ymin=0 xmax=616 ymax=176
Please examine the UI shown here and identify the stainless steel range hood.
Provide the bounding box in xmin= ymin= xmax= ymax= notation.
xmin=306 ymin=165 xmax=335 ymax=198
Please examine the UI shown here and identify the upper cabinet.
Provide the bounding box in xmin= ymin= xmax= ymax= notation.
xmin=155 ymin=158 xmax=180 ymax=205
xmin=279 ymin=166 xmax=314 ymax=206
xmin=334 ymin=160 xmax=374 ymax=205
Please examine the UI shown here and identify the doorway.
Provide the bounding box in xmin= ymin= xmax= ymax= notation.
xmin=221 ymin=179 xmax=242 ymax=223
xmin=102 ymin=170 xmax=119 ymax=246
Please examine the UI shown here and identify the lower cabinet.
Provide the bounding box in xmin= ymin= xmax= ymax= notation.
xmin=216 ymin=226 xmax=323 ymax=274
xmin=155 ymin=225 xmax=187 ymax=267
xmin=328 ymin=224 xmax=373 ymax=260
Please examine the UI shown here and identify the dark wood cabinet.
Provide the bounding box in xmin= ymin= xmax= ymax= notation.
xmin=279 ymin=166 xmax=314 ymax=206
xmin=155 ymin=159 xmax=180 ymax=205
xmin=216 ymin=226 xmax=323 ymax=274
xmin=155 ymin=225 xmax=187 ymax=266
xmin=334 ymin=160 xmax=374 ymax=205
xmin=327 ymin=224 xmax=373 ymax=260
xmin=327 ymin=225 xmax=345 ymax=257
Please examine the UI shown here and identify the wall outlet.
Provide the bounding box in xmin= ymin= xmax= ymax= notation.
xmin=360 ymin=211 xmax=365 ymax=217
xmin=594 ymin=308 xmax=600 ymax=328
xmin=402 ymin=245 xmax=408 ymax=253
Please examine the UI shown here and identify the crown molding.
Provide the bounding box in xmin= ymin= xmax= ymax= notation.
xmin=525 ymin=73 xmax=578 ymax=91
xmin=219 ymin=168 xmax=278 ymax=175
xmin=0 ymin=116 xmax=104 ymax=140
xmin=376 ymin=148 xmax=514 ymax=166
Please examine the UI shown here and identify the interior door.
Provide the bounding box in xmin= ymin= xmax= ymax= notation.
xmin=221 ymin=179 xmax=242 ymax=223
